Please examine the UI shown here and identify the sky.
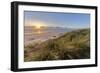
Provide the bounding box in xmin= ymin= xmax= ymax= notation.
xmin=24 ymin=11 xmax=90 ymax=28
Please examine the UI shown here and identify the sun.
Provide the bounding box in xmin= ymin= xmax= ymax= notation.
xmin=32 ymin=22 xmax=46 ymax=29
xmin=35 ymin=24 xmax=42 ymax=29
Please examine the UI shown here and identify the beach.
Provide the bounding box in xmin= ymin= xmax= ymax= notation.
xmin=24 ymin=26 xmax=73 ymax=46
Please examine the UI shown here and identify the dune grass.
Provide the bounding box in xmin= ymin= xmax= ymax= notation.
xmin=24 ymin=29 xmax=90 ymax=62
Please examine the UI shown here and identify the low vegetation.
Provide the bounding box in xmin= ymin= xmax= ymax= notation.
xmin=24 ymin=29 xmax=90 ymax=62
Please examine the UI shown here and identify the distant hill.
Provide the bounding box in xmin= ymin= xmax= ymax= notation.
xmin=24 ymin=28 xmax=90 ymax=61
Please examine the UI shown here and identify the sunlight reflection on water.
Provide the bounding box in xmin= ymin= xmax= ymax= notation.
xmin=37 ymin=30 xmax=42 ymax=34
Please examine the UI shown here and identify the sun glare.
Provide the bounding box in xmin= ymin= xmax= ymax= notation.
xmin=32 ymin=22 xmax=46 ymax=29
xmin=35 ymin=24 xmax=41 ymax=29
